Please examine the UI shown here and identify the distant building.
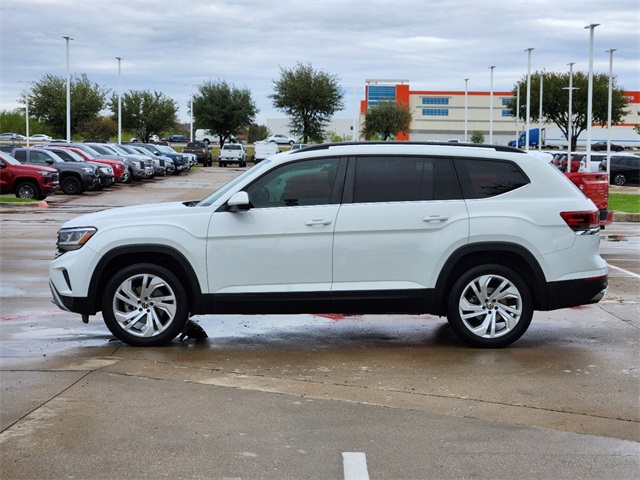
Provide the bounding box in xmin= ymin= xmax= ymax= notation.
xmin=268 ymin=80 xmax=639 ymax=147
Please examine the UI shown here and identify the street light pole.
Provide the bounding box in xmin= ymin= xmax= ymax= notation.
xmin=538 ymin=73 xmax=543 ymax=151
xmin=585 ymin=23 xmax=600 ymax=171
xmin=63 ymin=36 xmax=73 ymax=142
xmin=489 ymin=66 xmax=495 ymax=144
xmin=19 ymin=80 xmax=31 ymax=146
xmin=116 ymin=57 xmax=122 ymax=144
xmin=516 ymin=82 xmax=520 ymax=143
xmin=563 ymin=63 xmax=579 ymax=171
xmin=464 ymin=78 xmax=469 ymax=142
xmin=525 ymin=48 xmax=534 ymax=151
xmin=606 ymin=48 xmax=617 ymax=177
xmin=189 ymin=83 xmax=193 ymax=142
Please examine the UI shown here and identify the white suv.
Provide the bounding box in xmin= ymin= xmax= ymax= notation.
xmin=50 ymin=142 xmax=608 ymax=348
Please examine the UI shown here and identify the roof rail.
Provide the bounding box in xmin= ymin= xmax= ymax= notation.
xmin=290 ymin=141 xmax=525 ymax=154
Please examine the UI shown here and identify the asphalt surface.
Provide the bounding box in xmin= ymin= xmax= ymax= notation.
xmin=1 ymin=167 xmax=639 ymax=479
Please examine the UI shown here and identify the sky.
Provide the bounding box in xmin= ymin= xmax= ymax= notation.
xmin=1 ymin=0 xmax=638 ymax=126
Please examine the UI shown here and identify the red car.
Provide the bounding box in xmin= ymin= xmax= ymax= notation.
xmin=0 ymin=151 xmax=59 ymax=199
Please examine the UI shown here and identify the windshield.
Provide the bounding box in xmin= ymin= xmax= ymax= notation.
xmin=156 ymin=145 xmax=176 ymax=154
xmin=89 ymin=144 xmax=114 ymax=155
xmin=0 ymin=151 xmax=21 ymax=166
xmin=75 ymin=145 xmax=101 ymax=157
xmin=108 ymin=144 xmax=131 ymax=155
xmin=198 ymin=160 xmax=272 ymax=207
xmin=52 ymin=149 xmax=85 ymax=162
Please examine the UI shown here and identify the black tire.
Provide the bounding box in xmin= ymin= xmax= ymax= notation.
xmin=446 ymin=264 xmax=533 ymax=348
xmin=15 ymin=180 xmax=42 ymax=200
xmin=61 ymin=176 xmax=83 ymax=195
xmin=612 ymin=173 xmax=627 ymax=186
xmin=289 ymin=140 xmax=294 ymax=146
xmin=203 ymin=139 xmax=210 ymax=146
xmin=101 ymin=263 xmax=189 ymax=347
xmin=121 ymin=169 xmax=132 ymax=184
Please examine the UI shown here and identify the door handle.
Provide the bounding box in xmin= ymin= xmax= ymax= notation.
xmin=305 ymin=219 xmax=332 ymax=226
xmin=422 ymin=215 xmax=449 ymax=223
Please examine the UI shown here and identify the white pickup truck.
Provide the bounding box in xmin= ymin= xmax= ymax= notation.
xmin=218 ymin=143 xmax=247 ymax=167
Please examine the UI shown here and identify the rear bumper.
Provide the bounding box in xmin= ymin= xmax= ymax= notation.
xmin=544 ymin=275 xmax=608 ymax=311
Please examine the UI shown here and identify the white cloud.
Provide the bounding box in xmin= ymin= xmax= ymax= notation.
xmin=1 ymin=0 xmax=638 ymax=125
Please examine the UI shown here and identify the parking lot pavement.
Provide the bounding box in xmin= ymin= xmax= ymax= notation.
xmin=1 ymin=167 xmax=639 ymax=478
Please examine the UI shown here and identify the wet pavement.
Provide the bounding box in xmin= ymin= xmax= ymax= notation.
xmin=1 ymin=167 xmax=639 ymax=479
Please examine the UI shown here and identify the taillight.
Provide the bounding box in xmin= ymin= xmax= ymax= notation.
xmin=560 ymin=211 xmax=600 ymax=233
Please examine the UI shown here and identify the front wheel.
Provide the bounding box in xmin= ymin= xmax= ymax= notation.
xmin=446 ymin=264 xmax=533 ymax=348
xmin=101 ymin=263 xmax=189 ymax=346
xmin=613 ymin=173 xmax=627 ymax=186
xmin=15 ymin=181 xmax=42 ymax=200
xmin=61 ymin=176 xmax=83 ymax=195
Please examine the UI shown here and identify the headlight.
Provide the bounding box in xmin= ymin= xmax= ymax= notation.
xmin=37 ymin=170 xmax=54 ymax=177
xmin=81 ymin=167 xmax=93 ymax=173
xmin=57 ymin=227 xmax=97 ymax=253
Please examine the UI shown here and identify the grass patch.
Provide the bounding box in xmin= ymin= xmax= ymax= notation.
xmin=0 ymin=195 xmax=38 ymax=203
xmin=609 ymin=193 xmax=640 ymax=213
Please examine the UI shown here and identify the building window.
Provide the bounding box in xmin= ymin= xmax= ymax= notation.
xmin=501 ymin=98 xmax=511 ymax=106
xmin=422 ymin=108 xmax=449 ymax=116
xmin=422 ymin=97 xmax=449 ymax=105
xmin=502 ymin=109 xmax=514 ymax=117
xmin=368 ymin=86 xmax=396 ymax=106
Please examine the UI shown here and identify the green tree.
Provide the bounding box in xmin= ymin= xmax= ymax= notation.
xmin=23 ymin=73 xmax=110 ymax=138
xmin=79 ymin=116 xmax=117 ymax=142
xmin=192 ymin=80 xmax=258 ymax=148
xmin=361 ymin=100 xmax=412 ymax=140
xmin=470 ymin=131 xmax=485 ymax=144
xmin=248 ymin=123 xmax=269 ymax=144
xmin=270 ymin=63 xmax=344 ymax=143
xmin=108 ymin=90 xmax=179 ymax=142
xmin=634 ymin=112 xmax=640 ymax=135
xmin=506 ymin=71 xmax=629 ymax=151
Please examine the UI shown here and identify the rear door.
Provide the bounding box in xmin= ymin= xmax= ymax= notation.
xmin=332 ymin=155 xmax=469 ymax=293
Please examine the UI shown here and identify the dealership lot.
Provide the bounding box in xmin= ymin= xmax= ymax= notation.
xmin=1 ymin=167 xmax=638 ymax=478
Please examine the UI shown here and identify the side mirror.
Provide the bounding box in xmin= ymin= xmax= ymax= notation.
xmin=46 ymin=159 xmax=54 ymax=165
xmin=227 ymin=191 xmax=251 ymax=212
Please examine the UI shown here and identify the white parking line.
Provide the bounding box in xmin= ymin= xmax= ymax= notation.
xmin=607 ymin=263 xmax=640 ymax=279
xmin=342 ymin=452 xmax=370 ymax=480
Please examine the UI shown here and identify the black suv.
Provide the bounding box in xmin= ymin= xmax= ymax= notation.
xmin=600 ymin=155 xmax=640 ymax=186
xmin=10 ymin=147 xmax=100 ymax=195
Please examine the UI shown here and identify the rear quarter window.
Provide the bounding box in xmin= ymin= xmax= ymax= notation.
xmin=453 ymin=157 xmax=529 ymax=199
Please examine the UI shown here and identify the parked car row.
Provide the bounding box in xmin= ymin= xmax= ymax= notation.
xmin=0 ymin=141 xmax=198 ymax=200
xmin=548 ymin=151 xmax=640 ymax=185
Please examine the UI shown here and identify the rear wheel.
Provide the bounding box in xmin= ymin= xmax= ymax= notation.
xmin=101 ymin=263 xmax=189 ymax=347
xmin=446 ymin=264 xmax=533 ymax=348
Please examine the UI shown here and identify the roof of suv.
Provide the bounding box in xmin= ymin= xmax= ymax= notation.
xmin=290 ymin=141 xmax=525 ymax=155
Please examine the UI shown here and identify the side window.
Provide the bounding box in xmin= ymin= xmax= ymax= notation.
xmin=30 ymin=151 xmax=50 ymax=165
xmin=352 ymin=156 xmax=461 ymax=203
xmin=246 ymin=157 xmax=341 ymax=208
xmin=454 ymin=157 xmax=529 ymax=199
xmin=13 ymin=150 xmax=26 ymax=162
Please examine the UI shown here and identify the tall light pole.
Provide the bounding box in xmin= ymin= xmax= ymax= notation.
xmin=585 ymin=23 xmax=599 ymax=171
xmin=116 ymin=57 xmax=122 ymax=144
xmin=516 ymin=82 xmax=520 ymax=142
xmin=464 ymin=78 xmax=469 ymax=142
xmin=538 ymin=73 xmax=543 ymax=151
xmin=489 ymin=66 xmax=495 ymax=144
xmin=187 ymin=83 xmax=194 ymax=142
xmin=63 ymin=36 xmax=73 ymax=142
xmin=525 ymin=48 xmax=534 ymax=151
xmin=606 ymin=48 xmax=617 ymax=176
xmin=19 ymin=80 xmax=31 ymax=146
xmin=563 ymin=62 xmax=578 ymax=169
